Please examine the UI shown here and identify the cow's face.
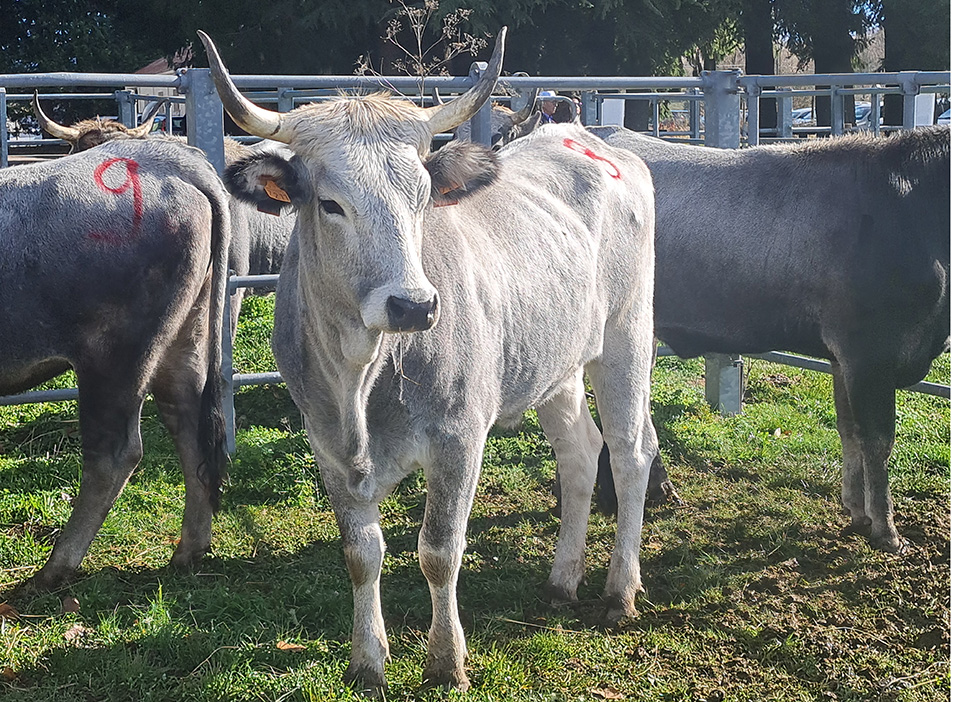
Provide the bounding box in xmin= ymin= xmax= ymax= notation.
xmin=202 ymin=29 xmax=506 ymax=334
xmin=223 ymin=102 xmax=499 ymax=334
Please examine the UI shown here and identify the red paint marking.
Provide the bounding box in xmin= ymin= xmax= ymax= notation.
xmin=90 ymin=157 xmax=143 ymax=242
xmin=562 ymin=138 xmax=621 ymax=179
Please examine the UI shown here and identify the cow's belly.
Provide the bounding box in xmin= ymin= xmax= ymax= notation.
xmin=0 ymin=357 xmax=72 ymax=397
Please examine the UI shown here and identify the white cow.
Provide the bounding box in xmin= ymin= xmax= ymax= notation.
xmin=200 ymin=28 xmax=659 ymax=692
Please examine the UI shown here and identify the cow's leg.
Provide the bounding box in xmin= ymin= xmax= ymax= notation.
xmin=152 ymin=362 xmax=216 ymax=570
xmin=323 ymin=469 xmax=390 ymax=693
xmin=31 ymin=376 xmax=145 ymax=590
xmin=419 ymin=436 xmax=484 ymax=691
xmin=537 ymin=372 xmax=603 ymax=604
xmin=587 ymin=322 xmax=658 ymax=623
xmin=831 ymin=362 xmax=902 ymax=552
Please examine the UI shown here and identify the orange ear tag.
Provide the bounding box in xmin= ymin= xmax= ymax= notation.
xmin=262 ymin=177 xmax=291 ymax=203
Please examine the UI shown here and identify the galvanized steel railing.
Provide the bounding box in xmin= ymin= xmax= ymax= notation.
xmin=0 ymin=67 xmax=951 ymax=449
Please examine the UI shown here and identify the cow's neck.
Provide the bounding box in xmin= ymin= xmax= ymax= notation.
xmin=295 ymin=231 xmax=400 ymax=500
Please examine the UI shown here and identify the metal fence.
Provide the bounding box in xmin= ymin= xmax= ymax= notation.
xmin=0 ymin=66 xmax=951 ymax=451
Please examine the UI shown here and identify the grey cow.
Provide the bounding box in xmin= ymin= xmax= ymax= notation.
xmin=1 ymin=138 xmax=231 ymax=590
xmin=34 ymin=96 xmax=296 ymax=335
xmin=200 ymin=28 xmax=659 ymax=693
xmin=591 ymin=125 xmax=950 ymax=554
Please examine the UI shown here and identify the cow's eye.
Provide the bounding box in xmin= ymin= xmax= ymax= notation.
xmin=320 ymin=199 xmax=345 ymax=216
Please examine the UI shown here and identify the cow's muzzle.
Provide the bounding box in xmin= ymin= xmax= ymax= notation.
xmin=386 ymin=295 xmax=439 ymax=332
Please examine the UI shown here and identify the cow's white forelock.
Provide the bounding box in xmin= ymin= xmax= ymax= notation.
xmin=285 ymin=94 xmax=435 ymax=157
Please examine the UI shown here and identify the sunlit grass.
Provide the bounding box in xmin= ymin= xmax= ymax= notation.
xmin=0 ymin=294 xmax=949 ymax=701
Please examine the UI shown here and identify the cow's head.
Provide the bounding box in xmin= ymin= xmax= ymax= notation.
xmin=199 ymin=29 xmax=506 ymax=334
xmin=33 ymin=93 xmax=164 ymax=152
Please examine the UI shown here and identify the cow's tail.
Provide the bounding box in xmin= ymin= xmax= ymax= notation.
xmin=197 ymin=179 xmax=231 ymax=512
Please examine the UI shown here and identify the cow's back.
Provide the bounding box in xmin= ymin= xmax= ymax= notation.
xmin=595 ymin=126 xmax=949 ymax=380
xmin=0 ymin=139 xmax=227 ymax=394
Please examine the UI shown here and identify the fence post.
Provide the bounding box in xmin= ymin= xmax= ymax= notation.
xmin=702 ymin=70 xmax=741 ymax=149
xmin=180 ymin=68 xmax=226 ymax=173
xmin=777 ymin=88 xmax=793 ymax=138
xmin=830 ymin=85 xmax=845 ymax=135
xmin=580 ymin=91 xmax=600 ymax=126
xmin=701 ymin=69 xmax=744 ymax=414
xmin=277 ymin=88 xmax=295 ymax=113
xmin=0 ymin=88 xmax=7 ymax=168
xmin=116 ymin=90 xmax=137 ymax=127
xmin=900 ymin=72 xmax=920 ymax=130
xmin=467 ymin=61 xmax=493 ymax=146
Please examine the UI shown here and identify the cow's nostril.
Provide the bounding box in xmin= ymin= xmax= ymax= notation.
xmin=386 ymin=295 xmax=438 ymax=332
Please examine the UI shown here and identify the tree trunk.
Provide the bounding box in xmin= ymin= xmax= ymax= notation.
xmin=742 ymin=0 xmax=777 ymax=131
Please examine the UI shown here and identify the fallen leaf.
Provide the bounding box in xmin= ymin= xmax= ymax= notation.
xmin=64 ymin=623 xmax=87 ymax=642
xmin=276 ymin=640 xmax=307 ymax=652
xmin=61 ymin=596 xmax=80 ymax=614
xmin=590 ymin=687 xmax=626 ymax=700
xmin=0 ymin=604 xmax=18 ymax=621
xmin=1 ymin=667 xmax=16 ymax=681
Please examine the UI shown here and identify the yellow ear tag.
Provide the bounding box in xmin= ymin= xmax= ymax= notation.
xmin=259 ymin=175 xmax=291 ymax=203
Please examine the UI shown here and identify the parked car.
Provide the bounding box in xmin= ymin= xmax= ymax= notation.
xmin=791 ymin=107 xmax=813 ymax=126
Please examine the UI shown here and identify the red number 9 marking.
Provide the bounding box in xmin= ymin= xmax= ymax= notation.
xmin=91 ymin=157 xmax=143 ymax=242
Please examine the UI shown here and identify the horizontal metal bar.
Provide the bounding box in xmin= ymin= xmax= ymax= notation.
xmin=656 ymin=347 xmax=949 ymax=399
xmin=229 ymin=274 xmax=279 ymax=294
xmin=233 ymin=372 xmax=283 ymax=388
xmin=0 ymin=388 xmax=78 ymax=406
xmin=741 ymin=71 xmax=949 ymax=89
xmin=0 ymin=73 xmax=181 ymax=89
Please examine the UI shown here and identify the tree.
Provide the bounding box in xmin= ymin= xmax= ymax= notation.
xmin=881 ymin=0 xmax=950 ymax=125
xmin=775 ymin=0 xmax=881 ymax=126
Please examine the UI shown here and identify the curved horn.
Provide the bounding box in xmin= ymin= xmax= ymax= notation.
xmin=509 ymin=88 xmax=538 ymax=126
xmin=431 ymin=87 xmax=444 ymax=107
xmin=32 ymin=92 xmax=80 ymax=143
xmin=197 ymin=30 xmax=293 ymax=143
xmin=422 ymin=27 xmax=507 ymax=136
xmin=127 ymin=98 xmax=167 ymax=138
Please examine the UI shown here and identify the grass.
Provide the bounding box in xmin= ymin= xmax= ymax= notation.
xmin=0 ymin=294 xmax=949 ymax=701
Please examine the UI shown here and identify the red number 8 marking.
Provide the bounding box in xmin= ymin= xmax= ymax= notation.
xmin=92 ymin=157 xmax=143 ymax=242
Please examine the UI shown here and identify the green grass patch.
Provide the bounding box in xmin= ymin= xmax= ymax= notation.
xmin=0 ymin=294 xmax=949 ymax=701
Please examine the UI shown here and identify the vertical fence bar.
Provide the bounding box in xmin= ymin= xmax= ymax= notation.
xmin=745 ymin=81 xmax=761 ymax=145
xmin=467 ymin=61 xmax=493 ymax=146
xmin=777 ymin=88 xmax=793 ymax=139
xmin=830 ymin=85 xmax=844 ymax=135
xmin=869 ymin=91 xmax=881 ymax=134
xmin=116 ymin=90 xmax=137 ymax=127
xmin=581 ymin=91 xmax=600 ymax=126
xmin=181 ymin=68 xmax=226 ymax=173
xmin=901 ymin=72 xmax=920 ymax=130
xmin=702 ymin=70 xmax=744 ymax=414
xmin=0 ymin=88 xmax=8 ymax=168
xmin=690 ymin=93 xmax=701 ymax=140
xmin=277 ymin=88 xmax=295 ymax=113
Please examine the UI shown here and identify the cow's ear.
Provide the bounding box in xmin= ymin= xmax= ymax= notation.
xmin=223 ymin=151 xmax=310 ymax=214
xmin=424 ymin=141 xmax=500 ymax=205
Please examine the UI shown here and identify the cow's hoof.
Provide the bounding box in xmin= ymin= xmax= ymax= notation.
xmin=871 ymin=533 xmax=909 ymax=555
xmin=169 ymin=544 xmax=208 ymax=571
xmin=344 ymin=663 xmax=387 ymax=696
xmin=422 ymin=663 xmax=470 ymax=692
xmin=603 ymin=595 xmax=639 ymax=626
xmin=542 ymin=581 xmax=578 ymax=606
xmin=21 ymin=565 xmax=72 ymax=594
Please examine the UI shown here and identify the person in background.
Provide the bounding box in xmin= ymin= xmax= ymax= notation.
xmin=539 ymin=90 xmax=559 ymax=123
